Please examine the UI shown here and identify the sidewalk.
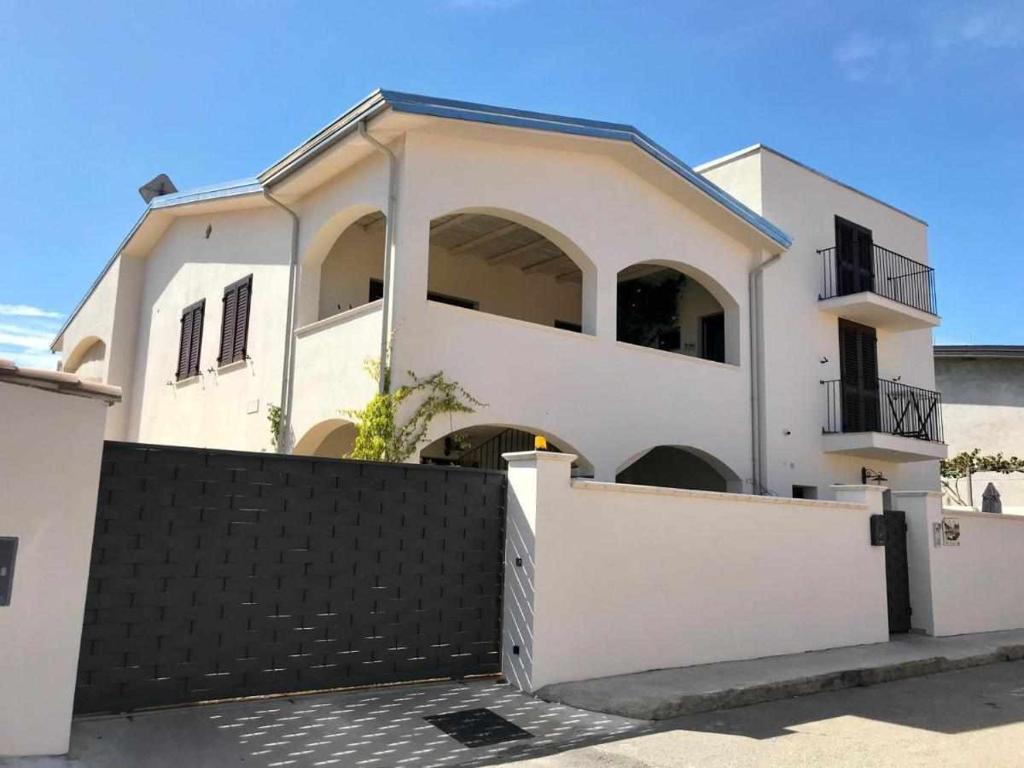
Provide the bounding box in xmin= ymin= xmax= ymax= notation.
xmin=537 ymin=628 xmax=1024 ymax=720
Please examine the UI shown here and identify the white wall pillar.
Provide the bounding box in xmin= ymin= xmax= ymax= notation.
xmin=0 ymin=379 xmax=116 ymax=756
xmin=501 ymin=450 xmax=575 ymax=692
xmin=892 ymin=490 xmax=942 ymax=635
xmin=831 ymin=484 xmax=887 ymax=515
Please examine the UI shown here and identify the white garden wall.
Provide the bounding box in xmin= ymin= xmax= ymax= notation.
xmin=503 ymin=451 xmax=889 ymax=692
xmin=898 ymin=491 xmax=1024 ymax=636
xmin=0 ymin=376 xmax=116 ymax=756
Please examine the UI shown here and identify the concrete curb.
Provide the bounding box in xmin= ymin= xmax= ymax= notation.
xmin=537 ymin=643 xmax=1024 ymax=721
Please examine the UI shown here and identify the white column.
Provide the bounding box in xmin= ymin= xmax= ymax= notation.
xmin=501 ymin=450 xmax=575 ymax=692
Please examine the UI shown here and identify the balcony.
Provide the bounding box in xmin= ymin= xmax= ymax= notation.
xmin=821 ymin=378 xmax=948 ymax=462
xmin=818 ymin=244 xmax=939 ymax=331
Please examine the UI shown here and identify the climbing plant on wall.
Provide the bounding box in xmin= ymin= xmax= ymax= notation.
xmin=940 ymin=448 xmax=1024 ymax=506
xmin=345 ymin=359 xmax=484 ymax=463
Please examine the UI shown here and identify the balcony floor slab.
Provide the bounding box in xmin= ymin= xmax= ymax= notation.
xmin=822 ymin=431 xmax=948 ymax=462
xmin=818 ymin=292 xmax=939 ymax=331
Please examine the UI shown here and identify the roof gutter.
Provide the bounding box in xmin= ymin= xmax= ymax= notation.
xmin=262 ymin=190 xmax=300 ymax=453
xmin=749 ymin=250 xmax=783 ymax=495
xmin=357 ymin=121 xmax=398 ymax=394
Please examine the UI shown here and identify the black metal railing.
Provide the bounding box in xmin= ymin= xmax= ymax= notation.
xmin=456 ymin=428 xmax=538 ymax=471
xmin=822 ymin=378 xmax=944 ymax=443
xmin=818 ymin=244 xmax=937 ymax=315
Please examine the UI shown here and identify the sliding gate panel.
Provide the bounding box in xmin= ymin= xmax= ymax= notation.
xmin=75 ymin=442 xmax=506 ymax=714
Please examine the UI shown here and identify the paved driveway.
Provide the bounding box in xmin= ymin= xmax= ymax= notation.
xmin=6 ymin=662 xmax=1024 ymax=767
xmin=1 ymin=680 xmax=643 ymax=768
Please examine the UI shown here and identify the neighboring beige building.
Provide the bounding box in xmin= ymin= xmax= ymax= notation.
xmin=935 ymin=345 xmax=1024 ymax=513
xmin=51 ymin=90 xmax=945 ymax=498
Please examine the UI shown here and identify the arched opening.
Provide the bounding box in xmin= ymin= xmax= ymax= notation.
xmin=617 ymin=261 xmax=738 ymax=364
xmin=314 ymin=210 xmax=387 ymax=322
xmin=616 ymin=445 xmax=742 ymax=492
xmin=420 ymin=424 xmax=593 ymax=475
xmin=63 ymin=336 xmax=107 ymax=381
xmin=427 ymin=211 xmax=592 ymax=333
xmin=292 ymin=419 xmax=359 ymax=459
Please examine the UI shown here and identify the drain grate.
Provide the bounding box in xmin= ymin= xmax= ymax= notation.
xmin=424 ymin=708 xmax=534 ymax=748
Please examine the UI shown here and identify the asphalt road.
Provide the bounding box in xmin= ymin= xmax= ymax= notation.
xmin=5 ymin=661 xmax=1024 ymax=768
xmin=500 ymin=661 xmax=1024 ymax=768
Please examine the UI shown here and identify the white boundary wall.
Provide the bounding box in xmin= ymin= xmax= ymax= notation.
xmin=0 ymin=381 xmax=113 ymax=756
xmin=502 ymin=452 xmax=889 ymax=692
xmin=898 ymin=491 xmax=1024 ymax=636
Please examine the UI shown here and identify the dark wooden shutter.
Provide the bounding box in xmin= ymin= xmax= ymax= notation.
xmin=233 ymin=277 xmax=251 ymax=362
xmin=839 ymin=319 xmax=880 ymax=432
xmin=177 ymin=300 xmax=205 ymax=380
xmin=188 ymin=302 xmax=204 ymax=378
xmin=835 ymin=217 xmax=874 ymax=295
xmin=219 ymin=288 xmax=237 ymax=364
xmin=218 ymin=275 xmax=252 ymax=365
xmin=177 ymin=309 xmax=194 ymax=380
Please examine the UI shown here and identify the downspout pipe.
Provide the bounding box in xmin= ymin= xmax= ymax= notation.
xmin=358 ymin=121 xmax=398 ymax=395
xmin=749 ymin=250 xmax=783 ymax=494
xmin=263 ymin=190 xmax=300 ymax=453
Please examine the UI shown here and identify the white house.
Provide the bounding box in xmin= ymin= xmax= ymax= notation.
xmin=51 ymin=90 xmax=946 ymax=497
xmin=935 ymin=345 xmax=1024 ymax=513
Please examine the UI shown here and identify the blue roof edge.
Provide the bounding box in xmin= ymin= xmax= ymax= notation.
xmin=54 ymin=87 xmax=792 ymax=349
xmin=379 ymin=90 xmax=791 ymax=249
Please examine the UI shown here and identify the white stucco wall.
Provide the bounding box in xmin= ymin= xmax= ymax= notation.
xmin=58 ymin=121 xmax=942 ymax=497
xmin=503 ymin=452 xmax=889 ymax=692
xmin=388 ymin=130 xmax=759 ymax=484
xmin=899 ymin=491 xmax=1024 ymax=636
xmin=935 ymin=356 xmax=1024 ymax=512
xmin=0 ymin=383 xmax=110 ymax=756
xmin=701 ymin=147 xmax=940 ymax=496
xmin=125 ymin=208 xmax=292 ymax=451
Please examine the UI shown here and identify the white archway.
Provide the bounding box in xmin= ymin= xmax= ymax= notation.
xmin=292 ymin=418 xmax=359 ymax=459
xmin=617 ymin=259 xmax=740 ymax=365
xmin=616 ymin=445 xmax=743 ymax=493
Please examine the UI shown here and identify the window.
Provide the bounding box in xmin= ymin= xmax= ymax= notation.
xmin=371 ymin=278 xmax=478 ymax=311
xmin=835 ymin=216 xmax=874 ymax=296
xmin=219 ymin=275 xmax=252 ymax=366
xmin=839 ymin=319 xmax=880 ymax=432
xmin=176 ymin=300 xmax=205 ymax=380
xmin=700 ymin=312 xmax=725 ymax=363
xmin=792 ymin=485 xmax=818 ymax=500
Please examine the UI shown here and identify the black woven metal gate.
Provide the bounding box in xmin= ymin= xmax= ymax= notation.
xmin=75 ymin=442 xmax=507 ymax=715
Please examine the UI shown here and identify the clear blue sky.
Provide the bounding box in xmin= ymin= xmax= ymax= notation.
xmin=1 ymin=0 xmax=1021 ymax=367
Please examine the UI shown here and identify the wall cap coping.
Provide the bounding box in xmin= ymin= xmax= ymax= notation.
xmin=893 ymin=490 xmax=943 ymax=498
xmin=831 ymin=484 xmax=888 ymax=493
xmin=426 ymin=300 xmax=599 ymax=341
xmin=295 ymin=300 xmax=383 ymax=339
xmin=503 ymin=450 xmax=577 ymax=464
xmin=0 ymin=358 xmax=121 ymax=404
xmin=572 ymin=479 xmax=868 ymax=511
xmin=939 ymin=508 xmax=1024 ymax=523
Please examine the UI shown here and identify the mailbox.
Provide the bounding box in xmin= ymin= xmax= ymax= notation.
xmin=869 ymin=515 xmax=887 ymax=546
xmin=0 ymin=537 xmax=17 ymax=606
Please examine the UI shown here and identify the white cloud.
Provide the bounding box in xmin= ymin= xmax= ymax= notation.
xmin=1 ymin=349 xmax=59 ymax=370
xmin=833 ymin=33 xmax=883 ymax=82
xmin=0 ymin=304 xmax=63 ymax=369
xmin=0 ymin=303 xmax=62 ymax=318
xmin=935 ymin=5 xmax=1024 ymax=50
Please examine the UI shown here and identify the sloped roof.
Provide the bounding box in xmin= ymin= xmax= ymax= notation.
xmin=53 ymin=89 xmax=792 ymax=348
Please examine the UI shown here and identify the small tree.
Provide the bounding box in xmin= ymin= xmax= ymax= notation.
xmin=940 ymin=449 xmax=1024 ymax=507
xmin=345 ymin=359 xmax=483 ymax=463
